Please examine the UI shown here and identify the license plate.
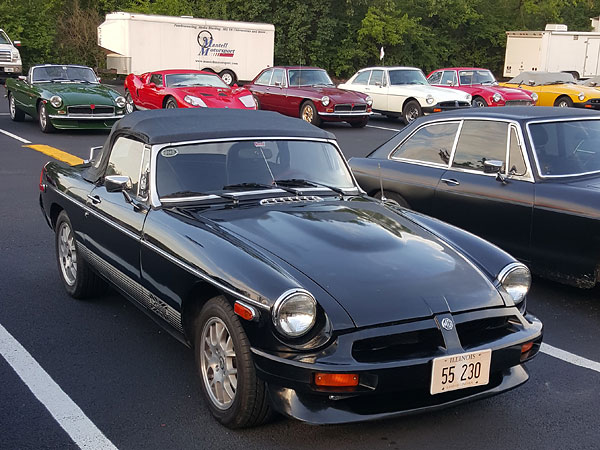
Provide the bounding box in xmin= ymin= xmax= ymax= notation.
xmin=5 ymin=67 xmax=14 ymax=73
xmin=430 ymin=349 xmax=492 ymax=395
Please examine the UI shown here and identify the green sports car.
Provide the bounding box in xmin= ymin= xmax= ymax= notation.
xmin=6 ymin=64 xmax=127 ymax=132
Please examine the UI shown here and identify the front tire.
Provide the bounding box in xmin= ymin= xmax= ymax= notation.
xmin=194 ymin=296 xmax=271 ymax=428
xmin=39 ymin=102 xmax=56 ymax=133
xmin=165 ymin=97 xmax=178 ymax=109
xmin=402 ymin=100 xmax=422 ymax=124
xmin=554 ymin=96 xmax=573 ymax=108
xmin=349 ymin=117 xmax=369 ymax=128
xmin=8 ymin=93 xmax=25 ymax=121
xmin=300 ymin=100 xmax=322 ymax=126
xmin=125 ymin=90 xmax=136 ymax=113
xmin=472 ymin=97 xmax=487 ymax=107
xmin=55 ymin=211 xmax=105 ymax=299
xmin=374 ymin=190 xmax=411 ymax=209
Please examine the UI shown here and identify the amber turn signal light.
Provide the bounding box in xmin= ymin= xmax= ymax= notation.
xmin=521 ymin=341 xmax=534 ymax=354
xmin=314 ymin=373 xmax=359 ymax=387
xmin=433 ymin=108 xmax=442 ymax=112
xmin=234 ymin=301 xmax=255 ymax=321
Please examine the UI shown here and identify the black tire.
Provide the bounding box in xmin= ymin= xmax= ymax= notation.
xmin=349 ymin=117 xmax=369 ymax=128
xmin=194 ymin=296 xmax=271 ymax=428
xmin=300 ymin=100 xmax=322 ymax=126
xmin=8 ymin=93 xmax=25 ymax=121
xmin=125 ymin=90 xmax=136 ymax=113
xmin=554 ymin=96 xmax=573 ymax=108
xmin=253 ymin=95 xmax=261 ymax=110
xmin=165 ymin=97 xmax=178 ymax=109
xmin=472 ymin=96 xmax=487 ymax=107
xmin=219 ymin=69 xmax=236 ymax=86
xmin=55 ymin=211 xmax=105 ymax=299
xmin=402 ymin=100 xmax=422 ymax=124
xmin=374 ymin=190 xmax=411 ymax=209
xmin=38 ymin=102 xmax=56 ymax=133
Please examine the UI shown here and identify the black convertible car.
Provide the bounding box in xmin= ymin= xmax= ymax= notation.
xmin=40 ymin=108 xmax=542 ymax=427
xmin=350 ymin=107 xmax=600 ymax=288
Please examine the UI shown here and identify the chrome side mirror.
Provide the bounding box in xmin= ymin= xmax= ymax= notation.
xmin=483 ymin=159 xmax=504 ymax=174
xmin=18 ymin=75 xmax=26 ymax=81
xmin=105 ymin=175 xmax=131 ymax=193
xmin=85 ymin=145 xmax=102 ymax=163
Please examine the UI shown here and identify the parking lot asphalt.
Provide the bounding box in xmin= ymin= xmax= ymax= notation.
xmin=0 ymin=98 xmax=598 ymax=450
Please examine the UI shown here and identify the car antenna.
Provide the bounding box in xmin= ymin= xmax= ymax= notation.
xmin=378 ymin=163 xmax=387 ymax=203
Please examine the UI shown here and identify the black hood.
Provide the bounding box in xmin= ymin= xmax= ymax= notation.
xmin=196 ymin=198 xmax=505 ymax=328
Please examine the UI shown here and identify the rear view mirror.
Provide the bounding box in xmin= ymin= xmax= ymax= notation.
xmin=446 ymin=80 xmax=454 ymax=86
xmin=528 ymin=80 xmax=535 ymax=86
xmin=13 ymin=41 xmax=21 ymax=47
xmin=86 ymin=145 xmax=102 ymax=163
xmin=18 ymin=75 xmax=26 ymax=81
xmin=483 ymin=159 xmax=503 ymax=174
xmin=105 ymin=175 xmax=131 ymax=192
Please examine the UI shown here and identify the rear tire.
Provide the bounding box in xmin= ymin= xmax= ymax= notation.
xmin=8 ymin=93 xmax=24 ymax=121
xmin=194 ymin=296 xmax=271 ymax=428
xmin=402 ymin=100 xmax=422 ymax=124
xmin=300 ymin=100 xmax=321 ymax=126
xmin=219 ymin=70 xmax=236 ymax=86
xmin=55 ymin=211 xmax=105 ymax=299
xmin=38 ymin=102 xmax=56 ymax=133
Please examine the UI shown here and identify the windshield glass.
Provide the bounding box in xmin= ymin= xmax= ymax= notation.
xmin=388 ymin=69 xmax=429 ymax=85
xmin=156 ymin=140 xmax=355 ymax=198
xmin=32 ymin=65 xmax=98 ymax=83
xmin=288 ymin=69 xmax=333 ymax=87
xmin=458 ymin=70 xmax=496 ymax=85
xmin=0 ymin=31 xmax=10 ymax=45
xmin=529 ymin=120 xmax=600 ymax=176
xmin=165 ymin=73 xmax=229 ymax=88
xmin=508 ymin=72 xmax=575 ymax=86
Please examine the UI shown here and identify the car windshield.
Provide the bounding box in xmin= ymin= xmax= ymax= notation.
xmin=156 ymin=139 xmax=356 ymax=199
xmin=388 ymin=69 xmax=429 ymax=85
xmin=165 ymin=73 xmax=229 ymax=88
xmin=288 ymin=69 xmax=334 ymax=87
xmin=0 ymin=31 xmax=10 ymax=45
xmin=32 ymin=65 xmax=98 ymax=83
xmin=458 ymin=70 xmax=497 ymax=85
xmin=508 ymin=72 xmax=576 ymax=86
xmin=529 ymin=120 xmax=600 ymax=177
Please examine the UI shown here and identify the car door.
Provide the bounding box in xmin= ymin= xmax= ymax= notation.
xmin=138 ymin=73 xmax=164 ymax=109
xmin=433 ymin=120 xmax=534 ymax=261
xmin=12 ymin=69 xmax=38 ymax=114
xmin=84 ymin=136 xmax=150 ymax=282
xmin=382 ymin=121 xmax=461 ymax=213
xmin=251 ymin=69 xmax=273 ymax=110
xmin=262 ymin=68 xmax=288 ymax=114
xmin=363 ymin=69 xmax=388 ymax=111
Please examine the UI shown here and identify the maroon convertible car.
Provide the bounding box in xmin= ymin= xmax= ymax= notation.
xmin=246 ymin=66 xmax=373 ymax=128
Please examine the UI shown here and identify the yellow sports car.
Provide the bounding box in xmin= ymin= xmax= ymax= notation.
xmin=500 ymin=71 xmax=600 ymax=109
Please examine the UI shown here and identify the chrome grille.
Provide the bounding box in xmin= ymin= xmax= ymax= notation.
xmin=67 ymin=105 xmax=115 ymax=115
xmin=505 ymin=100 xmax=533 ymax=106
xmin=0 ymin=50 xmax=11 ymax=62
xmin=438 ymin=101 xmax=471 ymax=108
xmin=334 ymin=104 xmax=367 ymax=112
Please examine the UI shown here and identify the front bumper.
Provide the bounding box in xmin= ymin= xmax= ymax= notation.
xmin=48 ymin=114 xmax=125 ymax=130
xmin=423 ymin=101 xmax=471 ymax=114
xmin=253 ymin=309 xmax=542 ymax=424
xmin=318 ymin=110 xmax=372 ymax=122
xmin=573 ymin=99 xmax=600 ymax=110
xmin=0 ymin=64 xmax=22 ymax=79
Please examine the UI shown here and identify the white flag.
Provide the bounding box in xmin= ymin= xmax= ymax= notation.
xmin=380 ymin=46 xmax=385 ymax=60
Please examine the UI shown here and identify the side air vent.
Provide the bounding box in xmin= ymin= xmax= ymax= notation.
xmin=260 ymin=196 xmax=323 ymax=205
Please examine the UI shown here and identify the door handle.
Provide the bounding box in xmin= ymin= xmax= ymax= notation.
xmin=87 ymin=194 xmax=102 ymax=204
xmin=441 ymin=178 xmax=460 ymax=186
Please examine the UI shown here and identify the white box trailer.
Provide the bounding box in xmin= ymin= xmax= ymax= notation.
xmin=98 ymin=12 xmax=275 ymax=84
xmin=504 ymin=24 xmax=600 ymax=79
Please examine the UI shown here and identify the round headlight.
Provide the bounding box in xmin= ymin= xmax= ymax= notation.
xmin=531 ymin=92 xmax=538 ymax=102
xmin=498 ymin=263 xmax=531 ymax=304
xmin=578 ymin=92 xmax=585 ymax=101
xmin=321 ymin=96 xmax=330 ymax=106
xmin=365 ymin=95 xmax=373 ymax=106
xmin=272 ymin=289 xmax=317 ymax=337
xmin=50 ymin=95 xmax=62 ymax=108
xmin=115 ymin=96 xmax=127 ymax=108
xmin=493 ymin=93 xmax=503 ymax=103
xmin=426 ymin=95 xmax=435 ymax=105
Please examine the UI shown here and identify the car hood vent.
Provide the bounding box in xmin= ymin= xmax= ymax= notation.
xmin=260 ymin=196 xmax=323 ymax=205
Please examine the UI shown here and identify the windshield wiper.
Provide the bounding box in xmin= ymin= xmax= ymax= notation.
xmin=274 ymin=179 xmax=350 ymax=195
xmin=223 ymin=182 xmax=298 ymax=195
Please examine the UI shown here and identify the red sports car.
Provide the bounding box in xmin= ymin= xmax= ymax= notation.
xmin=427 ymin=67 xmax=538 ymax=107
xmin=246 ymin=66 xmax=372 ymax=127
xmin=124 ymin=69 xmax=257 ymax=112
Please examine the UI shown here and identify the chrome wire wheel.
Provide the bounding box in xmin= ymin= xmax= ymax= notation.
xmin=39 ymin=104 xmax=47 ymax=129
xmin=302 ymin=104 xmax=314 ymax=122
xmin=9 ymin=95 xmax=16 ymax=118
xmin=57 ymin=221 xmax=77 ymax=286
xmin=200 ymin=317 xmax=238 ymax=410
xmin=405 ymin=105 xmax=420 ymax=122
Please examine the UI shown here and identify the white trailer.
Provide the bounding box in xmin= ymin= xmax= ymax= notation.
xmin=504 ymin=24 xmax=600 ymax=79
xmin=98 ymin=12 xmax=275 ymax=85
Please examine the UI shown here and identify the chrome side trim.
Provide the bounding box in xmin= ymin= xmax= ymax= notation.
xmin=78 ymin=243 xmax=184 ymax=333
xmin=161 ymin=194 xmax=222 ymax=203
xmin=318 ymin=111 xmax=372 ymax=117
xmin=227 ymin=188 xmax=287 ymax=197
xmin=141 ymin=239 xmax=270 ymax=311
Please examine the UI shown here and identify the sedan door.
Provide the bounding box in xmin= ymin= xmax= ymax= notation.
xmin=433 ymin=120 xmax=534 ymax=261
xmin=84 ymin=136 xmax=150 ymax=282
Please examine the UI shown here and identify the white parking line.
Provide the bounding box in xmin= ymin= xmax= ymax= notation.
xmin=366 ymin=124 xmax=401 ymax=132
xmin=0 ymin=128 xmax=31 ymax=144
xmin=540 ymin=343 xmax=600 ymax=373
xmin=0 ymin=324 xmax=118 ymax=450
xmin=0 ymin=112 xmax=9 ymax=115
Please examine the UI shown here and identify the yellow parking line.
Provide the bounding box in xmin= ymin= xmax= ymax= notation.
xmin=24 ymin=144 xmax=84 ymax=166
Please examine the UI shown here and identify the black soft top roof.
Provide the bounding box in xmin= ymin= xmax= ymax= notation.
xmin=110 ymin=108 xmax=335 ymax=144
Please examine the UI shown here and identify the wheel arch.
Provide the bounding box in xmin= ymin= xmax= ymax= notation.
xmin=402 ymin=97 xmax=420 ymax=110
xmin=181 ymin=281 xmax=230 ymax=344
xmin=49 ymin=203 xmax=64 ymax=230
xmin=163 ymin=95 xmax=177 ymax=108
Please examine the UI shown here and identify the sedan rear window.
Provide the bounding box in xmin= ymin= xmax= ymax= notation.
xmin=392 ymin=122 xmax=459 ymax=165
xmin=530 ymin=120 xmax=600 ymax=176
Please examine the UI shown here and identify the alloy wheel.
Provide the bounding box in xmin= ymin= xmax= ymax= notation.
xmin=57 ymin=221 xmax=77 ymax=286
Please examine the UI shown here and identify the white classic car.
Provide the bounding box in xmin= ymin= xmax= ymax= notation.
xmin=339 ymin=66 xmax=472 ymax=123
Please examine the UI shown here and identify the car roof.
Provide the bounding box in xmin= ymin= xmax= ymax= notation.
xmin=418 ymin=106 xmax=599 ymax=122
xmin=359 ymin=66 xmax=420 ymax=71
xmin=152 ymin=69 xmax=220 ymax=75
xmin=111 ymin=108 xmax=336 ymax=145
xmin=271 ymin=66 xmax=324 ymax=70
xmin=433 ymin=67 xmax=490 ymax=72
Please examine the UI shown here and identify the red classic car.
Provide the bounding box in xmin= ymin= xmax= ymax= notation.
xmin=427 ymin=67 xmax=537 ymax=107
xmin=124 ymin=69 xmax=257 ymax=112
xmin=246 ymin=66 xmax=372 ymax=127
